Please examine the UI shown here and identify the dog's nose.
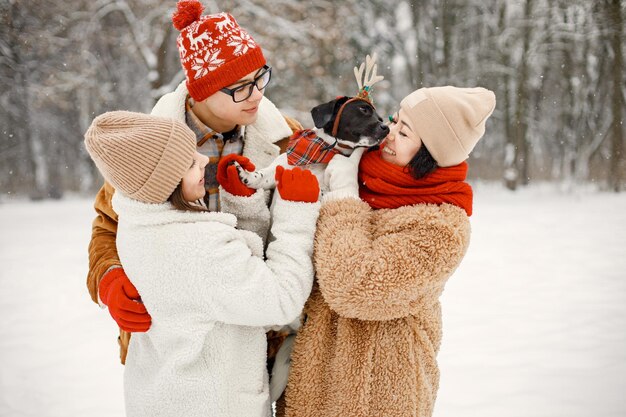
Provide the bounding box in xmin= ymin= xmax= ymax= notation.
xmin=380 ymin=123 xmax=390 ymax=134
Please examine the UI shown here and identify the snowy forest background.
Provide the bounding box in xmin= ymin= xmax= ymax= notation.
xmin=1 ymin=2 xmax=626 ymax=416
xmin=1 ymin=0 xmax=625 ymax=199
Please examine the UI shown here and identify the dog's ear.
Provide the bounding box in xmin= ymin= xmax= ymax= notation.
xmin=311 ymin=97 xmax=351 ymax=129
xmin=311 ymin=101 xmax=337 ymax=128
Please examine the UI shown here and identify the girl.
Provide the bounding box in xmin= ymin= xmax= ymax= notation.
xmin=282 ymin=86 xmax=496 ymax=417
xmin=85 ymin=111 xmax=320 ymax=417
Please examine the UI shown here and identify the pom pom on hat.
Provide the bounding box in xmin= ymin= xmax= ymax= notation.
xmin=172 ymin=0 xmax=204 ymax=31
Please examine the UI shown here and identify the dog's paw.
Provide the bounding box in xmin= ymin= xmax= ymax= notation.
xmin=234 ymin=161 xmax=266 ymax=189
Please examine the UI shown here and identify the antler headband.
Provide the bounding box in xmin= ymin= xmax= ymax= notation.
xmin=353 ymin=53 xmax=384 ymax=105
xmin=330 ymin=53 xmax=385 ymax=138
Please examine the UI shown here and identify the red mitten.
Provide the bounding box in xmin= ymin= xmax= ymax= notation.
xmin=99 ymin=268 xmax=152 ymax=332
xmin=217 ymin=154 xmax=256 ymax=197
xmin=275 ymin=166 xmax=320 ymax=203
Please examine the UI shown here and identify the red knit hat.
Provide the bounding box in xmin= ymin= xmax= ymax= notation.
xmin=172 ymin=0 xmax=266 ymax=102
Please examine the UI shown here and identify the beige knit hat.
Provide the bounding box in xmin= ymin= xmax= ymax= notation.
xmin=400 ymin=86 xmax=496 ymax=167
xmin=84 ymin=111 xmax=196 ymax=204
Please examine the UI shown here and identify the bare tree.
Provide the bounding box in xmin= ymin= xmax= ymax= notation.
xmin=509 ymin=0 xmax=534 ymax=189
xmin=83 ymin=0 xmax=182 ymax=107
xmin=2 ymin=0 xmax=625 ymax=198
xmin=606 ymin=0 xmax=624 ymax=191
xmin=0 ymin=0 xmax=42 ymax=197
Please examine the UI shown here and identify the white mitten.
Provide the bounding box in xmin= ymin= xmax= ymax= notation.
xmin=322 ymin=148 xmax=365 ymax=203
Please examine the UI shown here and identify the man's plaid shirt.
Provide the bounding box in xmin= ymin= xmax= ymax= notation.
xmin=185 ymin=97 xmax=244 ymax=212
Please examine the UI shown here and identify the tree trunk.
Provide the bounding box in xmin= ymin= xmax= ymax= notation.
xmin=608 ymin=0 xmax=624 ymax=192
xmin=441 ymin=0 xmax=457 ymax=80
xmin=409 ymin=1 xmax=424 ymax=87
xmin=559 ymin=7 xmax=576 ymax=187
xmin=513 ymin=0 xmax=533 ymax=187
xmin=5 ymin=0 xmax=43 ymax=197
xmin=499 ymin=1 xmax=516 ymax=190
xmin=150 ymin=22 xmax=174 ymax=106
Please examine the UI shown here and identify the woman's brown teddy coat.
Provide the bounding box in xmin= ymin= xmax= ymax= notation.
xmin=282 ymin=198 xmax=471 ymax=417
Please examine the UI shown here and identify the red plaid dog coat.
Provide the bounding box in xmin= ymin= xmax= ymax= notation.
xmin=286 ymin=129 xmax=340 ymax=166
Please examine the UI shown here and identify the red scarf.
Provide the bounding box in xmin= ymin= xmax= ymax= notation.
xmin=358 ymin=149 xmax=473 ymax=216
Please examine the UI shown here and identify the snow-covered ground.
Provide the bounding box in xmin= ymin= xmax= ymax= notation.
xmin=1 ymin=185 xmax=625 ymax=417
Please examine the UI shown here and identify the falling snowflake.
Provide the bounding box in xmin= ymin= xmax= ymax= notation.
xmin=227 ymin=32 xmax=256 ymax=56
xmin=190 ymin=49 xmax=225 ymax=79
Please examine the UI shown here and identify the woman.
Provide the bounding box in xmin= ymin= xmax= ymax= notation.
xmin=282 ymin=86 xmax=496 ymax=417
xmin=84 ymin=111 xmax=320 ymax=417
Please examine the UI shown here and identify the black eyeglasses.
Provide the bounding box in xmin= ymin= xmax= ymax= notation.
xmin=220 ymin=65 xmax=272 ymax=103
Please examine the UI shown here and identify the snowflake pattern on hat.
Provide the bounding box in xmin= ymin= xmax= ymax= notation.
xmin=191 ymin=49 xmax=225 ymax=79
xmin=228 ymin=32 xmax=257 ymax=56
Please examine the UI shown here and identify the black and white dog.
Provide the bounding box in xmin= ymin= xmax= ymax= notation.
xmin=236 ymin=96 xmax=389 ymax=192
xmin=262 ymin=54 xmax=387 ymax=401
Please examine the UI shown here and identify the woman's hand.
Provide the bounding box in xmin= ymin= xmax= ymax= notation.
xmin=217 ymin=154 xmax=256 ymax=197
xmin=322 ymin=147 xmax=365 ymax=201
xmin=275 ymin=166 xmax=319 ymax=203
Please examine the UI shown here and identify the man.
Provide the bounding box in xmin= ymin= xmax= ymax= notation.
xmin=87 ymin=0 xmax=300 ymax=364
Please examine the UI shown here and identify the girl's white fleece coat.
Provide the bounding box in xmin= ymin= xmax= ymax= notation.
xmin=112 ymin=191 xmax=320 ymax=417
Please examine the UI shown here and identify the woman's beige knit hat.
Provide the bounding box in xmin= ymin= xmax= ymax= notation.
xmin=400 ymin=86 xmax=496 ymax=167
xmin=84 ymin=111 xmax=196 ymax=204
